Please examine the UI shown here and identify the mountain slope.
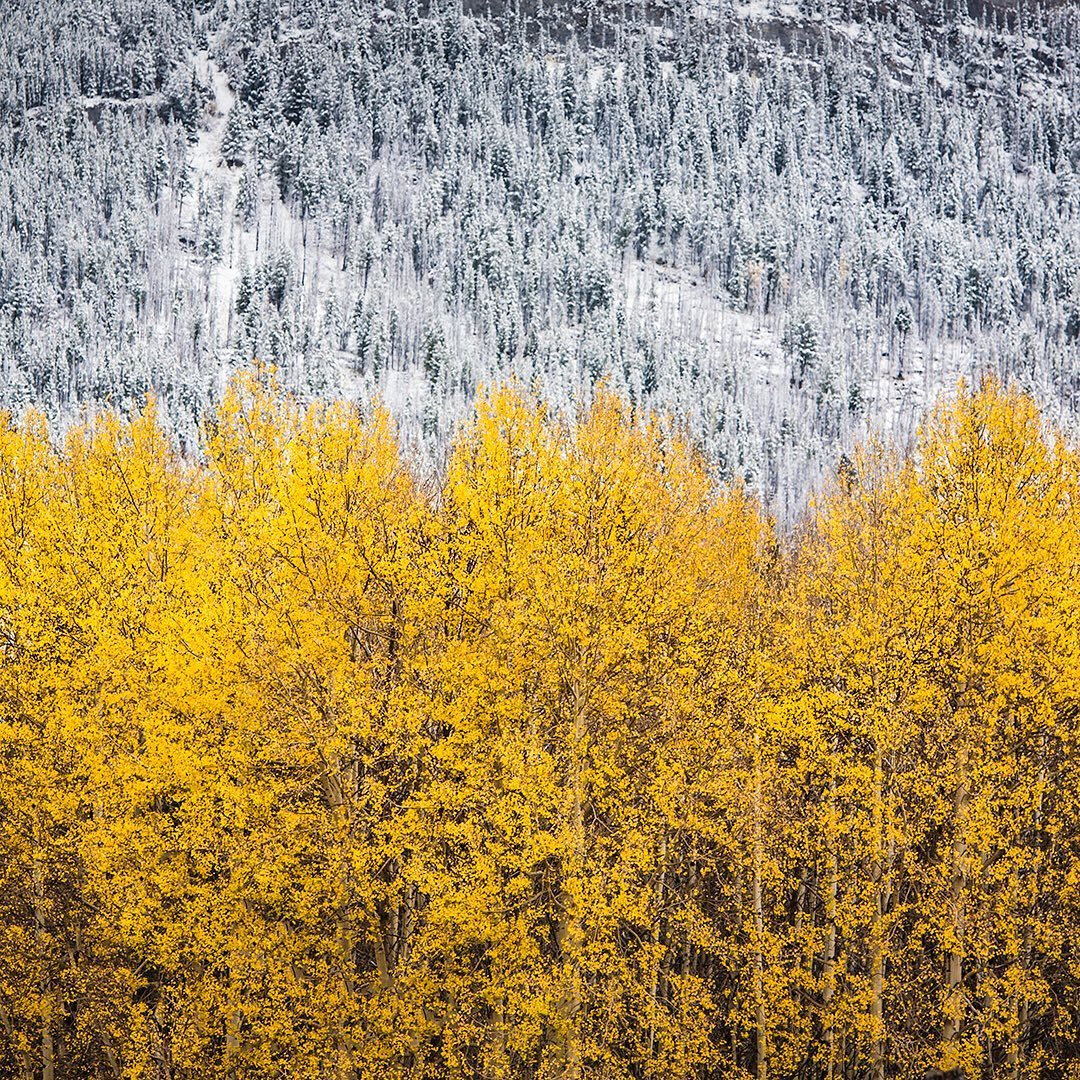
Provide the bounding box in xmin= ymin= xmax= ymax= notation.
xmin=1 ymin=0 xmax=1077 ymax=514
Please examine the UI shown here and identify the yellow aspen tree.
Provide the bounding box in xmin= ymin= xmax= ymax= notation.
xmin=0 ymin=400 xmax=195 ymax=1079
xmin=432 ymin=385 xmax=768 ymax=1079
xmin=0 ymin=410 xmax=60 ymax=1080
xmin=172 ymin=370 xmax=425 ymax=1077
xmin=552 ymin=391 xmax=752 ymax=1080
xmin=904 ymin=379 xmax=1080 ymax=1077
xmin=785 ymin=441 xmax=938 ymax=1080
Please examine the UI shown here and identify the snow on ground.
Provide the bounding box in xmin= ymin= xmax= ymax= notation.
xmin=162 ymin=6 xmax=1060 ymax=490
xmin=180 ymin=41 xmax=370 ymax=399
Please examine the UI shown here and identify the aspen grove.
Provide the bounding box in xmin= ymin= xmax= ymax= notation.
xmin=1 ymin=372 xmax=1079 ymax=1080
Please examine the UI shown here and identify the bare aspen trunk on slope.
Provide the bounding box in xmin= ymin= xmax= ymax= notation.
xmin=555 ymin=679 xmax=587 ymax=1080
xmin=733 ymin=863 xmax=743 ymax=1072
xmin=1009 ymin=739 xmax=1044 ymax=1080
xmin=753 ymin=725 xmax=767 ymax=1080
xmin=6 ymin=984 xmax=33 ymax=1078
xmin=32 ymin=827 xmax=55 ymax=1080
xmin=681 ymin=850 xmax=697 ymax=978
xmin=944 ymin=737 xmax=969 ymax=1048
xmin=323 ymin=761 xmax=365 ymax=999
xmin=870 ymin=745 xmax=885 ymax=1080
xmin=822 ymin=773 xmax=839 ymax=1080
xmin=648 ymin=830 xmax=667 ymax=1060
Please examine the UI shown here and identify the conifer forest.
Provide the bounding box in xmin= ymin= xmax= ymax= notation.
xmin=1 ymin=0 xmax=1080 ymax=1077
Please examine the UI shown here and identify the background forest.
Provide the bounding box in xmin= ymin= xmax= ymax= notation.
xmin=1 ymin=0 xmax=1079 ymax=514
xmin=1 ymin=374 xmax=1079 ymax=1078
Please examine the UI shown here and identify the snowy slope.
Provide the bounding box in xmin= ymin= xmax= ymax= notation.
xmin=0 ymin=0 xmax=1077 ymax=515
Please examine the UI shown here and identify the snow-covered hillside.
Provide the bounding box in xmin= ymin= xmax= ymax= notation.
xmin=0 ymin=0 xmax=1077 ymax=516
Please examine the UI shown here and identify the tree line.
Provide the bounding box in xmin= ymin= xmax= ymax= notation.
xmin=1 ymin=371 xmax=1078 ymax=1078
xmin=1 ymin=0 xmax=1079 ymax=513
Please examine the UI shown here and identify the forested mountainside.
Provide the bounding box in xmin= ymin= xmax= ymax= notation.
xmin=1 ymin=0 xmax=1079 ymax=512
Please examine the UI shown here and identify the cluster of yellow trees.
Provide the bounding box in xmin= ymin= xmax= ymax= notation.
xmin=1 ymin=371 xmax=1079 ymax=1080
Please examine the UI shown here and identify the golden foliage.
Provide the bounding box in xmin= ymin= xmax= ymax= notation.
xmin=1 ymin=374 xmax=1078 ymax=1079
